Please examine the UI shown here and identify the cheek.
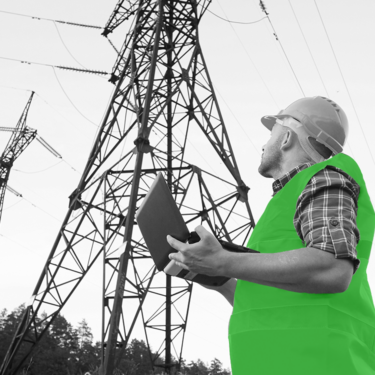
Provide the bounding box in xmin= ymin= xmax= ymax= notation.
xmin=263 ymin=139 xmax=273 ymax=154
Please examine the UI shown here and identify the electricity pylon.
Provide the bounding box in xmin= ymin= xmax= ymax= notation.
xmin=0 ymin=1 xmax=255 ymax=374
xmin=0 ymin=92 xmax=62 ymax=227
xmin=0 ymin=92 xmax=37 ymax=224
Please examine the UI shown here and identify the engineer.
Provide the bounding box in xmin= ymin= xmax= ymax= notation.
xmin=167 ymin=96 xmax=375 ymax=375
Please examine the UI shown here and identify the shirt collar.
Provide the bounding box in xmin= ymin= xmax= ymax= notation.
xmin=272 ymin=163 xmax=312 ymax=195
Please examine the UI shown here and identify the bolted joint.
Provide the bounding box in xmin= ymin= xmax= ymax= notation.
xmin=133 ymin=136 xmax=152 ymax=153
xmin=236 ymin=183 xmax=250 ymax=203
xmin=69 ymin=188 xmax=82 ymax=210
xmin=108 ymin=73 xmax=119 ymax=84
xmin=187 ymin=104 xmax=194 ymax=120
xmin=199 ymin=209 xmax=209 ymax=221
xmin=192 ymin=165 xmax=201 ymax=176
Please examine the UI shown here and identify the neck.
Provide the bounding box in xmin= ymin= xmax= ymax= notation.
xmin=272 ymin=159 xmax=311 ymax=180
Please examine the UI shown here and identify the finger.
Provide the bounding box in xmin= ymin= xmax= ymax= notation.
xmin=168 ymin=253 xmax=189 ymax=270
xmin=166 ymin=235 xmax=186 ymax=252
xmin=169 ymin=256 xmax=189 ymax=270
xmin=194 ymin=224 xmax=210 ymax=239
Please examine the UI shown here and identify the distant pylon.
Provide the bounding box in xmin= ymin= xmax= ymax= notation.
xmin=0 ymin=1 xmax=255 ymax=374
xmin=0 ymin=92 xmax=37 ymax=225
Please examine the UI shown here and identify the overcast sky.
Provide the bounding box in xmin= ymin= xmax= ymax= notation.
xmin=0 ymin=0 xmax=375 ymax=371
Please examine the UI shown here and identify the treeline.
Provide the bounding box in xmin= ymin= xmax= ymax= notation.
xmin=0 ymin=305 xmax=231 ymax=375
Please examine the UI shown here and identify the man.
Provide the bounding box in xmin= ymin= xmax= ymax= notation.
xmin=167 ymin=96 xmax=375 ymax=374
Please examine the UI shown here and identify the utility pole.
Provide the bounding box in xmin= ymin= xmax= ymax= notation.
xmin=0 ymin=1 xmax=255 ymax=374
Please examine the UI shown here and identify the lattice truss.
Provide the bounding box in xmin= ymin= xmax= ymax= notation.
xmin=1 ymin=0 xmax=255 ymax=373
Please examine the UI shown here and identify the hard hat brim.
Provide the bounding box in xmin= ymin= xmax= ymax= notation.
xmin=261 ymin=114 xmax=290 ymax=131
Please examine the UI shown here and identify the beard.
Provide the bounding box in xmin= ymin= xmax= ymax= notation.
xmin=258 ymin=142 xmax=283 ymax=178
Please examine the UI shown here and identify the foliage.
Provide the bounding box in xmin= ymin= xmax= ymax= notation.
xmin=0 ymin=306 xmax=231 ymax=375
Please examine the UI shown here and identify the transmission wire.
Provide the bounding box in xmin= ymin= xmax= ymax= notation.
xmin=206 ymin=8 xmax=267 ymax=25
xmin=258 ymin=0 xmax=305 ymax=97
xmin=0 ymin=55 xmax=109 ymax=76
xmin=3 ymin=199 xmax=23 ymax=210
xmin=52 ymin=67 xmax=98 ymax=127
xmin=53 ymin=22 xmax=88 ymax=70
xmin=215 ymin=0 xmax=280 ymax=110
xmin=287 ymin=0 xmax=329 ymax=97
xmin=13 ymin=160 xmax=63 ymax=174
xmin=214 ymin=86 xmax=261 ymax=157
xmin=286 ymin=1 xmax=356 ymax=160
xmin=0 ymin=9 xmax=102 ymax=29
xmin=313 ymin=0 xmax=375 ymax=166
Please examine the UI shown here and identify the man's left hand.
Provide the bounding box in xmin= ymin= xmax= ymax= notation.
xmin=166 ymin=225 xmax=228 ymax=277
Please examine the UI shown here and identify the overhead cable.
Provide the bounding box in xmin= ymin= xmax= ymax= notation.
xmin=206 ymin=8 xmax=267 ymax=25
xmin=0 ymin=9 xmax=102 ymax=29
xmin=215 ymin=0 xmax=280 ymax=110
xmin=0 ymin=55 xmax=109 ymax=76
xmin=13 ymin=160 xmax=63 ymax=174
xmin=53 ymin=22 xmax=88 ymax=70
xmin=259 ymin=0 xmax=305 ymax=97
xmin=3 ymin=186 xmax=62 ymax=222
xmin=34 ymin=92 xmax=85 ymax=131
xmin=21 ymin=196 xmax=62 ymax=222
xmin=287 ymin=0 xmax=329 ymax=97
xmin=51 ymin=67 xmax=99 ymax=127
xmin=214 ymin=86 xmax=261 ymax=157
xmin=2 ymin=199 xmax=23 ymax=210
xmin=313 ymin=0 xmax=375 ymax=166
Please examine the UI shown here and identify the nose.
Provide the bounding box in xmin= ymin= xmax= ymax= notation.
xmin=262 ymin=145 xmax=265 ymax=152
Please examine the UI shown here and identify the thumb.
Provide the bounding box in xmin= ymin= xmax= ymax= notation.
xmin=194 ymin=224 xmax=211 ymax=240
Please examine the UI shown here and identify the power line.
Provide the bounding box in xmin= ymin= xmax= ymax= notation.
xmin=258 ymin=0 xmax=305 ymax=97
xmin=13 ymin=160 xmax=63 ymax=174
xmin=313 ymin=0 xmax=375 ymax=166
xmin=0 ymin=55 xmax=109 ymax=76
xmin=287 ymin=0 xmax=329 ymax=97
xmin=215 ymin=0 xmax=280 ymax=110
xmin=286 ymin=1 xmax=357 ymax=160
xmin=0 ymin=9 xmax=102 ymax=29
xmin=214 ymin=87 xmax=261 ymax=158
xmin=206 ymin=8 xmax=267 ymax=25
xmin=8 ymin=194 xmax=63 ymax=223
xmin=3 ymin=199 xmax=22 ymax=211
xmin=52 ymin=67 xmax=98 ymax=127
xmin=34 ymin=92 xmax=92 ymax=136
xmin=53 ymin=22 xmax=88 ymax=70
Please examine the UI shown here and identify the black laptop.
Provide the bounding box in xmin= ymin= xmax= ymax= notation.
xmin=135 ymin=173 xmax=258 ymax=286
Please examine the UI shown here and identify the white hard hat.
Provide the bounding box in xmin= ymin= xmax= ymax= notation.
xmin=261 ymin=96 xmax=349 ymax=162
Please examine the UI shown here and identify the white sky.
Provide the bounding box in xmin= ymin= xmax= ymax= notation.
xmin=0 ymin=0 xmax=375 ymax=371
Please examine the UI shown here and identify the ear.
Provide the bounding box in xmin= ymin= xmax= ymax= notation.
xmin=280 ymin=129 xmax=295 ymax=151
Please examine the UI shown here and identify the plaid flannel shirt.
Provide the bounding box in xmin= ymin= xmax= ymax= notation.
xmin=272 ymin=163 xmax=360 ymax=274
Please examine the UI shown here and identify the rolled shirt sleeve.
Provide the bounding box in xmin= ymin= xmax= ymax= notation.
xmin=294 ymin=166 xmax=361 ymax=274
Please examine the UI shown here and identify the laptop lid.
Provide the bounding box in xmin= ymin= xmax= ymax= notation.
xmin=136 ymin=173 xmax=190 ymax=271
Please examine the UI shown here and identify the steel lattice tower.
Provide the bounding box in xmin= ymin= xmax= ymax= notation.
xmin=0 ymin=92 xmax=37 ymax=225
xmin=0 ymin=1 xmax=255 ymax=374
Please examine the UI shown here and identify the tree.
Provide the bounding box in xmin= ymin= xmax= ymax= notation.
xmin=208 ymin=358 xmax=230 ymax=375
xmin=0 ymin=306 xmax=231 ymax=375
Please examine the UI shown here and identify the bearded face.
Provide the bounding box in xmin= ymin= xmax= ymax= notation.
xmin=258 ymin=124 xmax=287 ymax=178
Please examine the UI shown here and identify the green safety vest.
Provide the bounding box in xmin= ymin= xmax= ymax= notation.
xmin=228 ymin=153 xmax=375 ymax=375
